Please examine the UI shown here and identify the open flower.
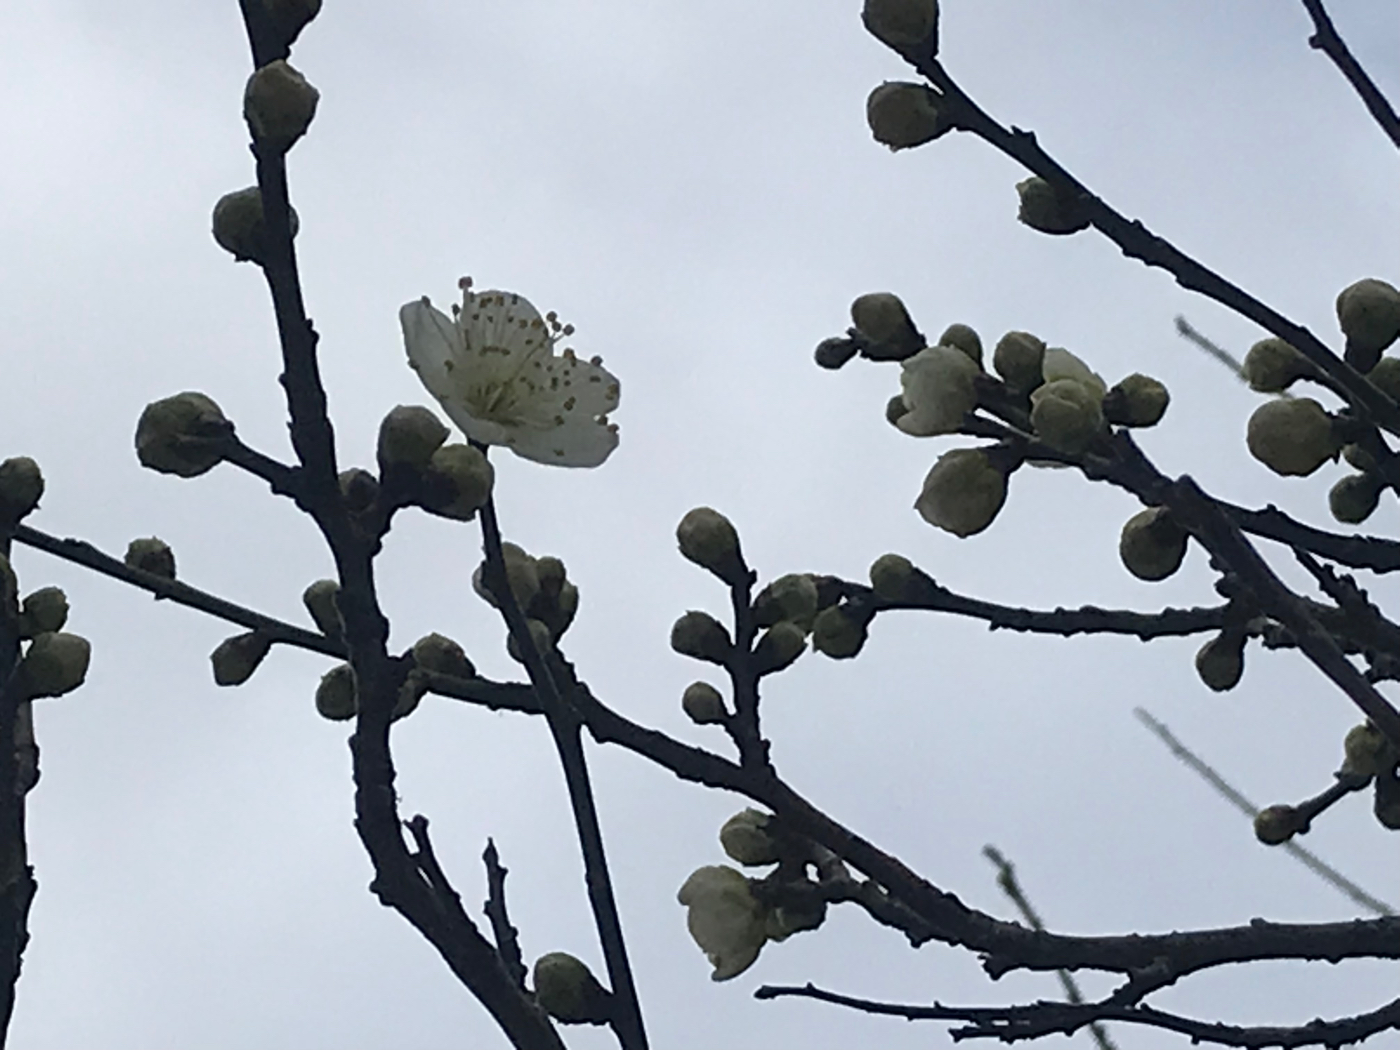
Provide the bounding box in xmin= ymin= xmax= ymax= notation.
xmin=677 ymin=865 xmax=769 ymax=981
xmin=400 ymin=278 xmax=620 ymax=467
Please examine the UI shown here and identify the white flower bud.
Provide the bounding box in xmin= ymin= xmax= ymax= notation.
xmin=532 ymin=952 xmax=611 ymax=1024
xmin=810 ymin=605 xmax=868 ymax=659
xmin=869 ymin=552 xmax=929 ymax=602
xmin=20 ymin=632 xmax=91 ymax=699
xmin=244 ymin=60 xmax=319 ymax=152
xmin=1196 ymin=633 xmax=1245 ymax=693
xmin=677 ymin=865 xmax=769 ymax=981
xmin=135 ymin=393 xmax=230 ymax=477
xmin=1241 ymin=338 xmax=1312 ymax=393
xmin=670 ymin=611 xmax=732 ymax=665
xmin=302 ymin=579 xmax=343 ymax=640
xmin=861 ymin=0 xmax=939 ymax=50
xmin=1246 ymin=398 xmax=1337 ymax=477
xmin=0 ymin=457 xmax=43 ymax=523
xmin=752 ymin=622 xmax=807 ymax=676
xmin=1253 ymin=804 xmax=1303 ymax=846
xmin=992 ymin=331 xmax=1046 ymax=393
xmin=850 ymin=292 xmax=922 ymax=358
xmin=1041 ymin=348 xmax=1107 ymax=398
xmin=938 ymin=323 xmax=983 ymax=367
xmin=124 ymin=537 xmax=176 ymax=580
xmin=897 ymin=345 xmax=980 ymax=436
xmin=1336 ymin=278 xmax=1400 ymax=369
xmin=262 ymin=0 xmax=322 ymax=47
xmin=1016 ymin=176 xmax=1089 ymax=235
xmin=720 ymin=809 xmax=782 ymax=867
xmin=1030 ymin=379 xmax=1103 ymax=454
xmin=211 ymin=186 xmax=299 ymax=263
xmin=506 ymin=619 xmax=556 ymax=666
xmin=866 ymin=82 xmax=948 ymax=151
xmin=411 ymin=633 xmax=475 ymax=679
xmin=210 ymin=632 xmax=272 ymax=687
xmin=914 ymin=448 xmax=1007 ymax=537
xmin=1329 ymin=473 xmax=1382 ymax=525
xmin=421 ymin=443 xmax=494 ymax=520
xmin=18 ymin=587 xmax=68 ymax=639
xmin=1367 ymin=357 xmax=1400 ymax=403
xmin=1118 ymin=507 xmax=1188 ymax=581
xmin=315 ymin=663 xmax=357 ymax=720
xmin=676 ymin=507 xmax=746 ymax=585
xmin=682 ymin=682 xmax=728 ymax=724
xmin=1341 ymin=723 xmax=1394 ymax=780
xmin=1103 ymin=374 xmax=1169 ymax=427
xmin=752 ymin=574 xmax=819 ymax=631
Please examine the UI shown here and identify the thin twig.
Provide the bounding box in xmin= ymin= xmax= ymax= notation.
xmin=482 ymin=839 xmax=528 ymax=990
xmin=1299 ymin=0 xmax=1400 ymax=151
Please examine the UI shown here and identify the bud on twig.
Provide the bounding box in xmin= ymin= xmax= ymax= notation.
xmin=676 ymin=508 xmax=747 ymax=586
xmin=751 ymin=622 xmax=807 ymax=676
xmin=244 ymin=60 xmax=320 ymax=152
xmin=315 ymin=664 xmax=357 ymax=720
xmin=1016 ymin=176 xmax=1090 ymax=235
xmin=682 ymin=682 xmax=728 ymax=725
xmin=720 ymin=809 xmax=782 ymax=866
xmin=377 ymin=405 xmax=450 ymax=474
xmin=411 ymin=633 xmax=475 ymax=679
xmin=866 ymin=82 xmax=948 ymax=151
xmin=861 ymin=0 xmax=939 ymax=52
xmin=811 ymin=605 xmax=868 ymax=659
xmin=532 ymin=952 xmax=612 ymax=1025
xmin=18 ymin=587 xmax=68 ymax=639
xmin=124 ymin=537 xmax=177 ymax=580
xmin=1118 ymin=507 xmax=1188 ymax=581
xmin=421 ymin=443 xmax=494 ymax=521
xmin=670 ymin=611 xmax=733 ymax=665
xmin=0 ymin=457 xmax=43 ymax=523
xmin=914 ymin=448 xmax=1008 ymax=537
xmin=210 ymin=632 xmax=273 ymax=687
xmin=302 ymin=579 xmax=344 ymax=641
xmin=212 ymin=187 xmax=299 ymax=263
xmin=1246 ymin=398 xmax=1338 ymax=477
xmin=19 ymin=632 xmax=91 ymax=699
xmin=1103 ymin=374 xmax=1169 ymax=427
xmin=135 ymin=393 xmax=231 ymax=477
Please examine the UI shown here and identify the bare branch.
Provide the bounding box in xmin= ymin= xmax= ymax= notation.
xmin=1299 ymin=0 xmax=1400 ymax=151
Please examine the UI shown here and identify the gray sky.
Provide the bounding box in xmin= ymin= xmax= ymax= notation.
xmin=1 ymin=0 xmax=1398 ymax=1047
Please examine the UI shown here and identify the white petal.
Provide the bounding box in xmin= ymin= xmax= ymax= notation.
xmin=507 ymin=417 xmax=620 ymax=467
xmin=400 ymin=299 xmax=462 ymax=403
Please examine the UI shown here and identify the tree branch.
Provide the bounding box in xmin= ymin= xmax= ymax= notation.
xmin=1298 ymin=0 xmax=1400 ymax=151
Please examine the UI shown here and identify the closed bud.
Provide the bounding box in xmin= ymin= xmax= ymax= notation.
xmin=870 ymin=552 xmax=932 ymax=602
xmin=938 ymin=323 xmax=983 ymax=367
xmin=1366 ymin=357 xmax=1400 ymax=403
xmin=338 ymin=468 xmax=379 ymax=513
xmin=752 ymin=574 xmax=819 ymax=631
xmin=536 ymin=556 xmax=567 ymax=599
xmin=861 ymin=0 xmax=939 ymax=51
xmin=411 ymin=633 xmax=475 ymax=679
xmin=897 ymin=345 xmax=980 ymax=436
xmin=302 ymin=579 xmax=343 ymax=640
xmin=124 ymin=537 xmax=177 ymax=580
xmin=315 ymin=663 xmax=357 ymax=720
xmin=18 ymin=587 xmax=68 ymax=639
xmin=1241 ymin=338 xmax=1312 ymax=393
xmin=850 ymin=292 xmax=922 ymax=359
xmin=1336 ymin=278 xmax=1400 ymax=370
xmin=211 ymin=186 xmax=298 ymax=263
xmin=244 ymin=60 xmax=319 ymax=152
xmin=210 ymin=632 xmax=272 ymax=687
xmin=811 ymin=605 xmax=868 ymax=659
xmin=0 ymin=457 xmax=43 ymax=522
xmin=1246 ymin=398 xmax=1337 ymax=477
xmin=752 ymin=621 xmax=807 ymax=676
xmin=506 ymin=619 xmax=555 ymax=665
xmin=1254 ymin=804 xmax=1304 ymax=846
xmin=914 ymin=448 xmax=1008 ymax=537
xmin=532 ymin=952 xmax=611 ymax=1025
xmin=1030 ymin=378 xmax=1104 ymax=454
xmin=885 ymin=394 xmax=910 ymax=428
xmin=1103 ymin=374 xmax=1169 ymax=427
xmin=135 ymin=393 xmax=230 ymax=477
xmin=676 ymin=508 xmax=747 ymax=586
xmin=1196 ymin=632 xmax=1245 ymax=693
xmin=473 ymin=543 xmax=540 ymax=611
xmin=670 ymin=611 xmax=732 ymax=665
xmin=993 ymin=331 xmax=1047 ymax=393
xmin=720 ymin=809 xmax=782 ymax=866
xmin=420 ymin=443 xmax=494 ymax=520
xmin=813 ymin=336 xmax=858 ymax=370
xmin=866 ymin=82 xmax=948 ymax=151
xmin=1341 ymin=723 xmax=1394 ymax=780
xmin=262 ymin=0 xmax=322 ymax=47
xmin=1118 ymin=507 xmax=1188 ymax=581
xmin=1329 ymin=473 xmax=1382 ymax=525
xmin=682 ymin=681 xmax=728 ymax=724
xmin=1016 ymin=176 xmax=1090 ymax=235
xmin=20 ymin=632 xmax=91 ymax=699
xmin=377 ymin=405 xmax=450 ymax=474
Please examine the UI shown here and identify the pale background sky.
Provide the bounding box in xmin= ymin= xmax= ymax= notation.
xmin=0 ymin=1 xmax=1397 ymax=1047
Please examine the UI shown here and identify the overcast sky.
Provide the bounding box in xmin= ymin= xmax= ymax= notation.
xmin=1 ymin=1 xmax=1398 ymax=1047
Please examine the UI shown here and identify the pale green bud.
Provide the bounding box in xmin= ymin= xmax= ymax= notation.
xmin=135 ymin=393 xmax=230 ymax=477
xmin=1041 ymin=347 xmax=1106 ymax=398
xmin=682 ymin=681 xmax=728 ymax=724
xmin=938 ymin=323 xmax=982 ymax=367
xmin=411 ymin=633 xmax=475 ymax=679
xmin=391 ymin=669 xmax=428 ymax=720
xmin=752 ymin=574 xmax=819 ymax=631
xmin=914 ymin=448 xmax=1007 ymax=537
xmin=124 ymin=537 xmax=176 ymax=580
xmin=869 ymin=552 xmax=927 ymax=602
xmin=1103 ymin=374 xmax=1169 ymax=427
xmin=861 ymin=0 xmax=938 ymax=50
xmin=20 ymin=632 xmax=91 ymax=698
xmin=1254 ymin=804 xmax=1303 ymax=845
xmin=866 ymin=82 xmax=947 ymax=151
xmin=1118 ymin=507 xmax=1187 ymax=581
xmin=676 ymin=507 xmax=746 ymax=585
xmin=811 ymin=605 xmax=867 ymax=659
xmin=532 ymin=952 xmax=611 ymax=1025
xmin=421 ymin=443 xmax=494 ymax=520
xmin=1329 ymin=473 xmax=1382 ymax=525
xmin=315 ymin=663 xmax=357 ymax=720
xmin=302 ymin=579 xmax=343 ymax=640
xmin=338 ymin=468 xmax=379 ymax=514
xmin=376 ymin=405 xmax=450 ymax=474
xmin=752 ymin=621 xmax=807 ymax=676
xmin=1241 ymin=338 xmax=1313 ymax=393
xmin=1341 ymin=723 xmax=1394 ymax=780
xmin=1337 ymin=278 xmax=1400 ymax=370
xmin=536 ymin=556 xmax=567 ymax=599
xmin=473 ymin=542 xmax=540 ymax=611
xmin=1366 ymin=357 xmax=1400 ymax=403
xmin=506 ymin=619 xmax=556 ymax=665
xmin=1030 ymin=379 xmax=1103 ymax=454
xmin=1196 ymin=633 xmax=1245 ymax=693
xmin=1246 ymin=398 xmax=1337 ymax=477
xmin=897 ymin=345 xmax=980 ymax=436
xmin=720 ymin=809 xmax=781 ymax=866
xmin=244 ymin=60 xmax=319 ymax=152
xmin=0 ymin=457 xmax=43 ymax=523
xmin=18 ymin=587 xmax=68 ymax=639
xmin=992 ymin=331 xmax=1046 ymax=393
xmin=850 ymin=292 xmax=922 ymax=359
xmin=1016 ymin=176 xmax=1089 ymax=235
xmin=670 ymin=611 xmax=732 ymax=665
xmin=210 ymin=631 xmax=272 ymax=687
xmin=211 ymin=187 xmax=298 ymax=263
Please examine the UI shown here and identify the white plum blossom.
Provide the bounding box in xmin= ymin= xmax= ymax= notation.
xmin=897 ymin=345 xmax=980 ymax=436
xmin=677 ymin=865 xmax=769 ymax=980
xmin=400 ymin=278 xmax=620 ymax=467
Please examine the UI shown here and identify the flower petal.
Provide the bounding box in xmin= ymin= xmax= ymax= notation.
xmin=400 ymin=298 xmax=462 ymax=403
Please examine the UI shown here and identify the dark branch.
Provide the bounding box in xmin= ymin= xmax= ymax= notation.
xmin=1299 ymin=0 xmax=1400 ymax=151
xmin=482 ymin=839 xmax=528 ymax=991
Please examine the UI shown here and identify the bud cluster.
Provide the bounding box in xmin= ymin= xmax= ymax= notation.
xmin=378 ymin=405 xmax=495 ymax=522
xmin=474 ymin=543 xmax=579 ymax=656
xmin=4 ymin=556 xmax=90 ymax=702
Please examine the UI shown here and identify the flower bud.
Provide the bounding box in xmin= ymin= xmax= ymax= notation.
xmin=18 ymin=587 xmax=68 ymax=639
xmin=1196 ymin=632 xmax=1245 ymax=693
xmin=897 ymin=345 xmax=980 ymax=436
xmin=1336 ymin=278 xmax=1400 ymax=370
xmin=676 ymin=508 xmax=747 ymax=586
xmin=211 ymin=186 xmax=299 ymax=263
xmin=0 ymin=457 xmax=43 ymax=523
xmin=135 ymin=393 xmax=230 ymax=477
xmin=720 ymin=809 xmax=782 ymax=866
xmin=811 ymin=605 xmax=868 ymax=659
xmin=752 ymin=574 xmax=819 ymax=631
xmin=813 ymin=336 xmax=858 ymax=370
xmin=302 ymin=579 xmax=343 ymax=640
xmin=421 ymin=443 xmax=494 ymax=520
xmin=262 ymin=0 xmax=322 ymax=47
xmin=885 ymin=394 xmax=910 ymax=428
xmin=866 ymin=82 xmax=947 ymax=151
xmin=506 ymin=619 xmax=556 ymax=665
xmin=914 ymin=448 xmax=1007 ymax=537
xmin=752 ymin=621 xmax=807 ymax=676
xmin=1016 ymin=176 xmax=1090 ymax=235
xmin=315 ymin=663 xmax=357 ymax=720
xmin=1118 ymin=507 xmax=1188 ymax=581
xmin=536 ymin=556 xmax=567 ymax=599
xmin=850 ymin=292 xmax=922 ymax=359
xmin=1341 ymin=723 xmax=1394 ymax=780
xmin=861 ymin=0 xmax=939 ymax=51
xmin=1102 ymin=374 xmax=1169 ymax=427
xmin=392 ymin=669 xmax=428 ymax=720
xmin=677 ymin=865 xmax=769 ymax=981
xmin=938 ymin=323 xmax=982 ymax=367
xmin=670 ymin=611 xmax=732 ymax=665
xmin=532 ymin=952 xmax=611 ymax=1025
xmin=992 ymin=331 xmax=1046 ymax=393
xmin=869 ymin=552 xmax=932 ymax=602
xmin=411 ymin=633 xmax=475 ymax=679
xmin=1366 ymin=357 xmax=1400 ymax=403
xmin=210 ymin=632 xmax=272 ymax=687
xmin=1030 ymin=379 xmax=1103 ymax=454
xmin=1253 ymin=803 xmax=1303 ymax=846
xmin=1329 ymin=473 xmax=1382 ymax=525
xmin=1375 ymin=773 xmax=1400 ymax=830
xmin=376 ymin=405 xmax=450 ymax=474
xmin=682 ymin=682 xmax=728 ymax=724
xmin=1246 ymin=398 xmax=1337 ymax=477
xmin=474 ymin=543 xmax=540 ymax=611
xmin=244 ymin=60 xmax=319 ymax=152
xmin=124 ymin=537 xmax=177 ymax=580
xmin=1041 ymin=347 xmax=1106 ymax=397
xmin=1342 ymin=443 xmax=1376 ymax=472
xmin=20 ymin=632 xmax=91 ymax=698
xmin=1240 ymin=338 xmax=1312 ymax=392
xmin=338 ymin=468 xmax=379 ymax=514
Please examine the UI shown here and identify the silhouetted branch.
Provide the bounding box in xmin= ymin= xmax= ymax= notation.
xmin=482 ymin=840 xmax=528 ymax=991
xmin=1299 ymin=0 xmax=1400 ymax=151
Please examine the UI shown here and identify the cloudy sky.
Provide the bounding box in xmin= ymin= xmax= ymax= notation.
xmin=1 ymin=0 xmax=1398 ymax=1047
